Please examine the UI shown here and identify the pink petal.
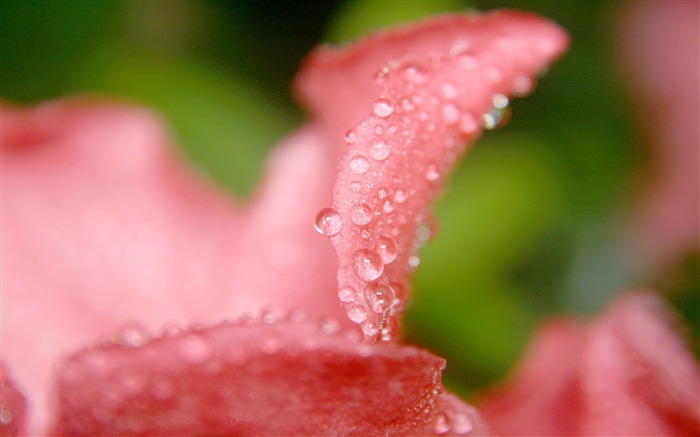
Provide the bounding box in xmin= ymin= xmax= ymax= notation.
xmin=295 ymin=11 xmax=569 ymax=340
xmin=478 ymin=292 xmax=700 ymax=436
xmin=0 ymin=365 xmax=27 ymax=436
xmin=1 ymin=99 xmax=347 ymax=433
xmin=52 ymin=318 xmax=490 ymax=436
xmin=618 ymin=0 xmax=700 ymax=272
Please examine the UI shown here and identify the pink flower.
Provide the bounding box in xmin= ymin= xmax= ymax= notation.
xmin=1 ymin=11 xmax=567 ymax=435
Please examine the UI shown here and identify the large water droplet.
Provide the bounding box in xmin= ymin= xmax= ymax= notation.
xmin=375 ymin=236 xmax=397 ymax=264
xmin=347 ymin=305 xmax=368 ymax=323
xmin=314 ymin=208 xmax=342 ymax=236
xmin=373 ymin=98 xmax=394 ymax=118
xmin=338 ymin=286 xmax=355 ymax=303
xmin=370 ymin=141 xmax=391 ymax=161
xmin=349 ymin=155 xmax=370 ymax=174
xmin=353 ymin=249 xmax=384 ymax=281
xmin=350 ymin=203 xmax=373 ymax=226
xmin=366 ymin=283 xmax=397 ymax=313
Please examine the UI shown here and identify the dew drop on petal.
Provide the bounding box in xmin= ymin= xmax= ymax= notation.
xmin=452 ymin=413 xmax=474 ymax=435
xmin=482 ymin=94 xmax=511 ymax=130
xmin=373 ymin=98 xmax=394 ymax=118
xmin=347 ymin=305 xmax=368 ymax=323
xmin=178 ymin=334 xmax=212 ymax=365
xmin=442 ymin=103 xmax=460 ymax=125
xmin=366 ymin=283 xmax=397 ymax=313
xmin=425 ymin=162 xmax=441 ymax=183
xmin=434 ymin=413 xmax=450 ymax=434
xmin=375 ymin=235 xmax=397 ymax=264
xmin=394 ymin=189 xmax=407 ymax=203
xmin=314 ymin=208 xmax=342 ymax=236
xmin=338 ymin=286 xmax=355 ymax=303
xmin=511 ymin=75 xmax=534 ymax=96
xmin=401 ymin=64 xmax=428 ymax=84
xmin=344 ymin=129 xmax=357 ymax=143
xmin=440 ymin=81 xmax=459 ymax=100
xmin=349 ymin=155 xmax=370 ymax=174
xmin=370 ymin=141 xmax=391 ymax=161
xmin=458 ymin=113 xmax=479 ymax=135
xmin=319 ymin=317 xmax=340 ymax=335
xmin=115 ymin=323 xmax=148 ymax=348
xmin=408 ymin=255 xmax=421 ymax=270
xmin=353 ymin=249 xmax=384 ymax=281
xmin=377 ymin=187 xmax=389 ymax=199
xmin=350 ymin=203 xmax=373 ymax=226
xmin=382 ymin=199 xmax=395 ymax=213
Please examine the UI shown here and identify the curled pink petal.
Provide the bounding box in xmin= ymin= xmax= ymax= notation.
xmin=296 ymin=11 xmax=569 ymax=341
xmin=478 ymin=292 xmax=700 ymax=436
xmin=52 ymin=317 xmax=490 ymax=436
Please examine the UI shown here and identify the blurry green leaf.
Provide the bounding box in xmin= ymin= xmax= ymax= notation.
xmin=327 ymin=0 xmax=469 ymax=43
xmin=75 ymin=46 xmax=299 ymax=197
xmin=406 ymin=136 xmax=568 ymax=394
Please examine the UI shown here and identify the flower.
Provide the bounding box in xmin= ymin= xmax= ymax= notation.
xmin=2 ymin=10 xmax=567 ymax=435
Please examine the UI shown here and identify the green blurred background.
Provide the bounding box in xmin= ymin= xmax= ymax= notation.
xmin=2 ymin=0 xmax=697 ymax=398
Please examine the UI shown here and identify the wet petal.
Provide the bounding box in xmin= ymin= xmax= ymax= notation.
xmin=296 ymin=11 xmax=569 ymax=340
xmin=477 ymin=292 xmax=700 ymax=436
xmin=53 ymin=318 xmax=490 ymax=436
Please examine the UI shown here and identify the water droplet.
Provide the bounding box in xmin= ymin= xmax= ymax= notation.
xmin=353 ymin=249 xmax=384 ymax=281
xmin=457 ymin=52 xmax=479 ymax=70
xmin=425 ymin=162 xmax=440 ymax=182
xmin=486 ymin=66 xmax=503 ymax=84
xmin=408 ymin=255 xmax=421 ymax=270
xmin=350 ymin=181 xmax=362 ymax=192
xmin=261 ymin=309 xmax=277 ymax=324
xmin=375 ymin=236 xmax=397 ymax=264
xmin=373 ymin=98 xmax=394 ymax=118
xmin=417 ymin=223 xmax=432 ymax=243
xmin=442 ymin=103 xmax=460 ymax=125
xmin=481 ymin=94 xmax=511 ymax=130
xmin=458 ymin=114 xmax=479 ymax=135
xmin=178 ymin=334 xmax=211 ymax=365
xmin=366 ymin=283 xmax=397 ymax=313
xmin=319 ymin=317 xmax=340 ymax=335
xmin=381 ymin=315 xmax=400 ymax=342
xmin=375 ymin=125 xmax=384 ymax=136
xmin=350 ymin=203 xmax=373 ymax=226
xmin=401 ymin=98 xmax=415 ymax=112
xmin=377 ymin=187 xmax=388 ymax=199
xmin=394 ymin=189 xmax=407 ymax=203
xmin=349 ymin=155 xmax=370 ymax=174
xmin=347 ymin=305 xmax=368 ymax=323
xmin=440 ymin=81 xmax=459 ymax=100
xmin=338 ymin=286 xmax=355 ymax=303
xmin=115 ymin=323 xmax=148 ymax=348
xmin=370 ymin=141 xmax=391 ymax=161
xmin=434 ymin=413 xmax=450 ymax=434
xmin=361 ymin=321 xmax=379 ymax=337
xmin=344 ymin=129 xmax=357 ymax=143
xmin=314 ymin=208 xmax=342 ymax=236
xmin=402 ymin=64 xmax=428 ymax=84
xmin=382 ymin=199 xmax=395 ymax=213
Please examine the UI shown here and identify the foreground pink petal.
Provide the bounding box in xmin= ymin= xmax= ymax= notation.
xmin=618 ymin=0 xmax=700 ymax=272
xmin=477 ymin=292 xmax=700 ymax=436
xmin=295 ymin=11 xmax=569 ymax=340
xmin=1 ymin=100 xmax=346 ymax=433
xmin=53 ymin=318 xmax=489 ymax=436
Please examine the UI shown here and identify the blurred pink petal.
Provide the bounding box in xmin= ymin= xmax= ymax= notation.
xmin=296 ymin=11 xmax=568 ymax=340
xmin=619 ymin=0 xmax=700 ymax=272
xmin=477 ymin=292 xmax=700 ymax=436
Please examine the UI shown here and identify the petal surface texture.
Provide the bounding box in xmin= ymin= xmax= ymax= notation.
xmin=1 ymin=100 xmax=346 ymax=433
xmin=52 ymin=319 xmax=491 ymax=436
xmin=296 ymin=11 xmax=569 ymax=340
xmin=477 ymin=292 xmax=700 ymax=436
